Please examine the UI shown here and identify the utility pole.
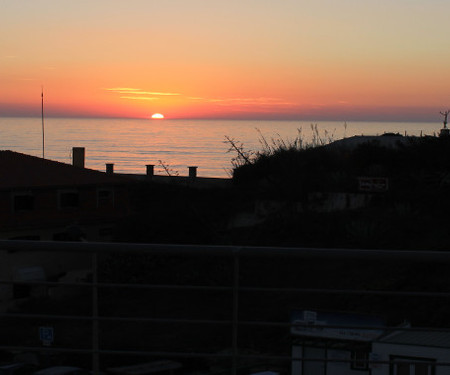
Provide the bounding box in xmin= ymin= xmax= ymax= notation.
xmin=41 ymin=87 xmax=45 ymax=158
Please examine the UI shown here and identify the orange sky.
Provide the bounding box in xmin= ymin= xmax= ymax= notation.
xmin=1 ymin=1 xmax=450 ymax=121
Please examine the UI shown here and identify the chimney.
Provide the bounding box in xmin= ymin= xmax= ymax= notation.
xmin=106 ymin=163 xmax=114 ymax=174
xmin=72 ymin=147 xmax=85 ymax=168
xmin=188 ymin=166 xmax=197 ymax=179
xmin=146 ymin=164 xmax=154 ymax=177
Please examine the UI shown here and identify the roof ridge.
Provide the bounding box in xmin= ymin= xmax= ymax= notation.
xmin=0 ymin=150 xmax=129 ymax=189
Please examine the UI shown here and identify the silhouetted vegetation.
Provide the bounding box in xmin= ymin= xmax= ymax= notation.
xmin=115 ymin=134 xmax=450 ymax=250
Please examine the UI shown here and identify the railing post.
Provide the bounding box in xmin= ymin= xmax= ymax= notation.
xmin=92 ymin=251 xmax=100 ymax=374
xmin=232 ymin=248 xmax=240 ymax=375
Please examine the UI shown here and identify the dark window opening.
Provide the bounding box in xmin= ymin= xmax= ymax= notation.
xmin=13 ymin=284 xmax=31 ymax=299
xmin=13 ymin=194 xmax=34 ymax=212
xmin=351 ymin=350 xmax=369 ymax=370
xmin=390 ymin=356 xmax=435 ymax=375
xmin=97 ymin=189 xmax=114 ymax=208
xmin=60 ymin=191 xmax=79 ymax=209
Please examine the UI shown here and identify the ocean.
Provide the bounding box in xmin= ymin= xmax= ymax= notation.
xmin=0 ymin=117 xmax=441 ymax=178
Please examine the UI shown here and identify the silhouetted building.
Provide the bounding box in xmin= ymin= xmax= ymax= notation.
xmin=0 ymin=150 xmax=132 ymax=308
xmin=0 ymin=150 xmax=130 ymax=241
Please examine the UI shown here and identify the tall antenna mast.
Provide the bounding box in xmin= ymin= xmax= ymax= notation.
xmin=440 ymin=110 xmax=450 ymax=129
xmin=41 ymin=86 xmax=45 ymax=158
xmin=439 ymin=110 xmax=450 ymax=137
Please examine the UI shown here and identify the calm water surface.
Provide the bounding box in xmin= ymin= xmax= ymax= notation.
xmin=0 ymin=117 xmax=440 ymax=177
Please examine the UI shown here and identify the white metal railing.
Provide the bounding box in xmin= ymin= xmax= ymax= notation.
xmin=1 ymin=240 xmax=450 ymax=375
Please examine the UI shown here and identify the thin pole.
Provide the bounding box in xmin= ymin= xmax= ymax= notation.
xmin=231 ymin=249 xmax=240 ymax=375
xmin=92 ymin=251 xmax=100 ymax=374
xmin=41 ymin=87 xmax=45 ymax=159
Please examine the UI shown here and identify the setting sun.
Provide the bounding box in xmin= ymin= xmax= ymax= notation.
xmin=2 ymin=2 xmax=450 ymax=121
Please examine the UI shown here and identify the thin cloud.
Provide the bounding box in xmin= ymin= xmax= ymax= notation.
xmin=137 ymin=91 xmax=181 ymax=96
xmin=120 ymin=96 xmax=159 ymax=101
xmin=106 ymin=88 xmax=142 ymax=92
xmin=107 ymin=87 xmax=180 ymax=101
xmin=106 ymin=88 xmax=180 ymax=96
xmin=193 ymin=96 xmax=296 ymax=107
xmin=109 ymin=89 xmax=294 ymax=107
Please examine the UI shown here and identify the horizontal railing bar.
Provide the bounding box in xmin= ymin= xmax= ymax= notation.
xmin=239 ymin=287 xmax=450 ymax=297
xmin=0 ymin=312 xmax=231 ymax=325
xmin=1 ymin=240 xmax=450 ymax=261
xmin=1 ymin=345 xmax=450 ymax=367
xmin=0 ymin=279 xmax=232 ymax=292
xmin=100 ymin=316 xmax=230 ymax=325
xmin=2 ymin=311 xmax=450 ymax=333
xmin=266 ymin=355 xmax=450 ymax=367
xmin=0 ymin=346 xmax=232 ymax=358
xmin=1 ymin=279 xmax=449 ymax=298
xmin=246 ymin=322 xmax=450 ymax=332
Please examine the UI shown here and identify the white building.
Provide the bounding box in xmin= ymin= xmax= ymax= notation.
xmin=291 ymin=310 xmax=385 ymax=375
xmin=291 ymin=310 xmax=450 ymax=375
xmin=372 ymin=330 xmax=450 ymax=375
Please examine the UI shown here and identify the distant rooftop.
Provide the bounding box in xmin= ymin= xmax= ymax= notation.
xmin=378 ymin=330 xmax=450 ymax=349
xmin=0 ymin=150 xmax=128 ymax=190
xmin=328 ymin=133 xmax=414 ymax=150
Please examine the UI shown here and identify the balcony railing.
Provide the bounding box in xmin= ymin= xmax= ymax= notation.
xmin=1 ymin=240 xmax=450 ymax=375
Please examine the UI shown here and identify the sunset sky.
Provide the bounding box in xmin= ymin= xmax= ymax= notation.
xmin=1 ymin=0 xmax=450 ymax=121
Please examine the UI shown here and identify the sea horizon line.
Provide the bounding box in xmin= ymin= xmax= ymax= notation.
xmin=0 ymin=114 xmax=442 ymax=124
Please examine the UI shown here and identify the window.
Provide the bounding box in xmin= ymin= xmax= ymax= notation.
xmin=59 ymin=190 xmax=79 ymax=209
xmin=97 ymin=188 xmax=114 ymax=208
xmin=390 ymin=356 xmax=435 ymax=375
xmin=13 ymin=283 xmax=31 ymax=299
xmin=13 ymin=193 xmax=34 ymax=212
xmin=351 ymin=350 xmax=369 ymax=370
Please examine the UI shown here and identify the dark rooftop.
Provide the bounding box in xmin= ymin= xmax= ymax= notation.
xmin=0 ymin=150 xmax=128 ymax=189
xmin=378 ymin=330 xmax=450 ymax=349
